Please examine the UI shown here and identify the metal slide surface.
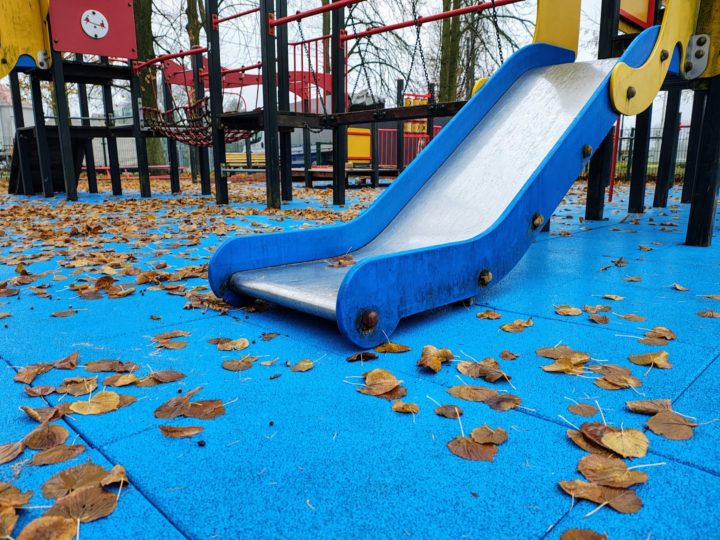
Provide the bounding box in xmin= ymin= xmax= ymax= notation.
xmin=210 ymin=28 xmax=667 ymax=347
xmin=230 ymin=60 xmax=616 ymax=318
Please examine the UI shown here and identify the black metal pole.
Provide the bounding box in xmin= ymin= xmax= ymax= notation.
xmin=681 ymin=88 xmax=707 ymax=203
xmin=628 ymin=105 xmax=653 ymax=213
xmin=162 ymin=82 xmax=181 ymax=193
xmin=50 ymin=49 xmax=78 ymax=201
xmin=686 ymin=76 xmax=720 ymax=247
xmin=277 ymin=0 xmax=293 ymax=202
xmin=206 ymin=0 xmax=229 ymax=204
xmin=191 ymin=53 xmax=212 ymax=195
xmin=331 ymin=4 xmax=347 ymax=206
xmin=75 ymin=54 xmax=97 ymax=193
xmin=9 ymin=71 xmax=34 ymax=196
xmin=245 ymin=138 xmax=253 ymax=169
xmin=427 ymin=83 xmax=436 ymax=142
xmin=371 ymin=121 xmax=379 ymax=188
xmin=100 ymin=62 xmax=122 ymax=195
xmin=586 ymin=128 xmax=615 ymax=221
xmin=653 ymin=88 xmax=682 ymax=207
xmin=303 ymin=97 xmax=313 ymax=188
xmin=29 ymin=75 xmax=54 ymax=197
xmin=128 ymin=62 xmax=152 ymax=197
xmin=396 ymin=79 xmax=405 ymax=173
xmin=598 ymin=0 xmax=620 ymax=59
xmin=260 ymin=0 xmax=281 ymax=208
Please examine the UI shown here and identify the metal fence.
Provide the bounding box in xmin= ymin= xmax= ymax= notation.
xmin=614 ymin=126 xmax=690 ymax=181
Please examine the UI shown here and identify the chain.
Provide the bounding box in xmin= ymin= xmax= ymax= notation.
xmin=411 ymin=0 xmax=431 ymax=94
xmin=347 ymin=7 xmax=377 ymax=107
xmin=297 ymin=18 xmax=328 ymax=133
xmin=490 ymin=0 xmax=505 ymax=64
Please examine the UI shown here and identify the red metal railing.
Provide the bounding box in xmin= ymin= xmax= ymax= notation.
xmin=132 ymin=47 xmax=207 ymax=73
xmin=378 ymin=125 xmax=443 ymax=168
xmin=214 ymin=7 xmax=261 ymax=29
xmin=271 ymin=0 xmax=365 ymax=27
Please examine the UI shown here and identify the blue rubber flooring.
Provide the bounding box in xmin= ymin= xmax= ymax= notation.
xmin=1 ymin=182 xmax=719 ymax=539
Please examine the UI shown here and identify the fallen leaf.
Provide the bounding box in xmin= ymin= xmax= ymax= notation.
xmin=0 ymin=312 xmax=10 ymax=319
xmin=500 ymin=318 xmax=533 ymax=333
xmin=0 ymin=483 xmax=33 ymax=508
xmin=44 ymin=486 xmax=117 ymax=523
xmin=159 ymin=425 xmax=204 ymax=439
xmin=374 ymin=342 xmax=411 ymax=353
xmin=69 ymin=392 xmax=121 ymax=416
xmin=51 ymin=310 xmax=77 ymax=318
xmin=135 ymin=370 xmax=186 ymax=387
xmin=625 ymin=399 xmax=673 ymax=415
xmin=559 ymin=480 xmax=642 ymax=514
xmin=600 ymin=430 xmax=649 ymax=458
xmin=457 ymin=358 xmax=510 ymax=383
xmin=646 ymin=410 xmax=698 ymax=440
xmin=628 ymin=351 xmax=672 ymax=369
xmin=185 ymin=401 xmax=225 ymax=420
xmin=41 ymin=462 xmax=109 ymax=500
xmin=0 ymin=442 xmax=25 ymax=465
xmin=346 ymin=352 xmax=379 ymax=362
xmin=103 ymin=374 xmax=139 ymax=387
xmin=358 ymin=369 xmax=402 ymax=397
xmin=0 ymin=506 xmax=18 ymax=538
xmin=558 ymin=480 xmax=602 ymax=504
xmin=24 ymin=385 xmax=56 ymax=397
xmin=589 ymin=365 xmax=642 ymax=390
xmin=31 ymin=445 xmax=86 ymax=466
xmin=222 ymin=357 xmax=255 ymax=372
xmin=589 ymin=314 xmax=609 ymax=325
xmin=151 ymin=330 xmax=191 ymax=342
xmin=24 ymin=423 xmax=69 ymax=450
xmin=584 ymin=305 xmax=612 ymax=314
xmin=447 ymin=437 xmax=498 ymax=461
xmin=476 ymin=310 xmax=501 ymax=320
xmin=434 ymin=405 xmax=463 ymax=419
xmin=84 ymin=360 xmax=138 ymax=373
xmin=672 ymin=283 xmax=689 ymax=291
xmin=500 ymin=350 xmax=518 ymax=360
xmin=577 ymin=454 xmax=648 ymax=488
xmin=568 ymin=403 xmax=598 ymax=417
xmin=560 ymin=529 xmax=607 ymax=540
xmin=57 ymin=377 xmax=98 ymax=397
xmin=16 ymin=516 xmax=76 ymax=540
xmin=697 ymin=310 xmax=720 ymax=319
xmin=617 ymin=313 xmax=647 ymax=322
xmin=156 ymin=340 xmax=188 ymax=350
xmin=217 ymin=338 xmax=249 ymax=352
xmin=14 ymin=363 xmax=53 ymax=385
xmin=53 ymin=352 xmax=79 ymax=370
xmin=624 ymin=276 xmax=642 ymax=282
xmin=448 ymin=385 xmax=498 ymax=402
xmin=603 ymin=295 xmax=624 ymax=301
xmin=645 ymin=326 xmax=676 ymax=341
xmin=101 ymin=465 xmax=128 ymax=488
xmin=291 ymin=359 xmax=314 ymax=372
xmin=391 ymin=401 xmax=419 ymax=414
xmin=555 ymin=305 xmax=582 ymax=316
xmin=261 ymin=332 xmax=280 ymax=341
xmin=417 ymin=345 xmax=454 ymax=373
xmin=485 ymin=394 xmax=522 ymax=411
xmin=566 ymin=430 xmax=615 ymax=457
xmin=701 ymin=295 xmax=720 ymax=301
xmin=470 ymin=425 xmax=508 ymax=445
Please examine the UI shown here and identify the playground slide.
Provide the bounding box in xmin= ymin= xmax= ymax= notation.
xmin=209 ymin=26 xmax=677 ymax=348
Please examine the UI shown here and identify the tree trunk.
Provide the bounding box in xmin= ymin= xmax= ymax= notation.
xmin=446 ymin=0 xmax=463 ymax=102
xmin=134 ymin=0 xmax=165 ymax=166
xmin=186 ymin=0 xmax=203 ymax=181
xmin=438 ymin=0 xmax=452 ymax=102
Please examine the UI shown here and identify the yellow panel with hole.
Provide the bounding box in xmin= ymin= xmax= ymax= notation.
xmin=532 ymin=0 xmax=582 ymax=56
xmin=610 ymin=0 xmax=701 ymax=116
xmin=696 ymin=0 xmax=720 ymax=78
xmin=0 ymin=0 xmax=51 ymax=80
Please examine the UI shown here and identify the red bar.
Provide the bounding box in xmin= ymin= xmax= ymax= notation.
xmin=608 ymin=117 xmax=621 ymax=203
xmin=343 ymin=0 xmax=524 ymax=42
xmin=289 ymin=34 xmax=332 ymax=47
xmin=133 ymin=47 xmax=208 ymax=72
xmin=216 ymin=7 xmax=260 ymax=25
xmin=271 ymin=0 xmax=364 ymax=27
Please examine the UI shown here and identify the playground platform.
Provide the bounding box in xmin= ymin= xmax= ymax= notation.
xmin=0 ymin=180 xmax=719 ymax=539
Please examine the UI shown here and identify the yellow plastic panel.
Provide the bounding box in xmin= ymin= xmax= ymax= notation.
xmin=348 ymin=127 xmax=371 ymax=163
xmin=0 ymin=0 xmax=51 ymax=80
xmin=696 ymin=0 xmax=720 ymax=78
xmin=610 ymin=0 xmax=700 ymax=116
xmin=532 ymin=0 xmax=581 ymax=56
xmin=620 ymin=0 xmax=655 ymax=30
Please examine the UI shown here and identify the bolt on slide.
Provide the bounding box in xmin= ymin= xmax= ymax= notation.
xmin=209 ymin=0 xmax=707 ymax=348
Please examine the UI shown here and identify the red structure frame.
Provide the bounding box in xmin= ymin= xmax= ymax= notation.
xmin=619 ymin=0 xmax=657 ymax=30
xmin=49 ymin=0 xmax=138 ymax=59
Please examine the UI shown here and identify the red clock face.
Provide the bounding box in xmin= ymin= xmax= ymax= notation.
xmin=50 ymin=0 xmax=137 ymax=59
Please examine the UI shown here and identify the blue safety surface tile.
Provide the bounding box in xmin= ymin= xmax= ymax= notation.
xmin=1 ymin=183 xmax=719 ymax=539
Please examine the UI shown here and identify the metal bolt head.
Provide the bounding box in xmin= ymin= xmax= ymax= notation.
xmin=685 ymin=61 xmax=695 ymax=72
xmin=478 ymin=270 xmax=493 ymax=287
xmin=532 ymin=212 xmax=545 ymax=230
xmin=695 ymin=49 xmax=705 ymax=59
xmin=627 ymin=86 xmax=637 ymax=99
xmin=698 ymin=36 xmax=708 ymax=46
xmin=582 ymin=144 xmax=593 ymax=158
xmin=360 ymin=309 xmax=379 ymax=332
xmin=660 ymin=49 xmax=669 ymax=61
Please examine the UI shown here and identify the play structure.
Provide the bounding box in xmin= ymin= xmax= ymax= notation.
xmin=208 ymin=0 xmax=720 ymax=347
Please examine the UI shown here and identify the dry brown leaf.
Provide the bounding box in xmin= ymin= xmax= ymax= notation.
xmin=589 ymin=314 xmax=609 ymax=325
xmin=702 ymin=295 xmax=720 ymax=301
xmin=154 ymin=387 xmax=203 ymax=419
xmin=0 ymin=483 xmax=33 ymax=508
xmin=448 ymin=385 xmax=498 ymax=402
xmin=24 ymin=385 xmax=56 ymax=397
xmin=434 ymin=405 xmax=463 ymax=419
xmin=185 ymin=401 xmax=225 ymax=420
xmin=14 ymin=363 xmax=53 ymax=385
xmin=16 ymin=516 xmax=76 ymax=540
xmin=0 ymin=505 xmax=18 ymax=538
xmin=584 ymin=305 xmax=612 ymax=314
xmin=32 ymin=445 xmax=86 ymax=466
xmin=566 ymin=430 xmax=615 ymax=457
xmin=159 ymin=425 xmax=204 ymax=439
xmin=590 ymin=365 xmax=642 ymax=390
xmin=646 ymin=326 xmax=676 ymax=341
xmin=485 ymin=393 xmax=522 ymax=411
xmin=672 ymin=283 xmax=689 ymax=291
xmin=57 ymin=377 xmax=98 ymax=397
xmin=0 ymin=442 xmax=25 ymax=465
xmin=470 ymin=425 xmax=508 ymax=445
xmin=628 ymin=351 xmax=672 ymax=369
xmin=69 ymin=392 xmax=121 ymax=416
xmin=41 ymin=462 xmax=110 ymax=500
xmin=217 ymin=338 xmax=249 ymax=352
xmin=476 ymin=310 xmax=502 ymax=320
xmin=51 ymin=310 xmax=78 ymax=318
xmin=24 ymin=423 xmax=69 ymax=450
xmin=555 ymin=305 xmax=582 ymax=316
xmin=222 ymin=357 xmax=256 ymax=372
xmin=646 ymin=410 xmax=698 ymax=440
xmin=0 ymin=312 xmax=11 ymax=320
xmin=84 ymin=360 xmax=139 ymax=373
xmin=391 ymin=401 xmax=419 ymax=414
xmin=697 ymin=310 xmax=720 ymax=319
xmin=457 ymin=358 xmax=510 ymax=383
xmin=417 ymin=345 xmax=454 ymax=373
xmin=536 ymin=345 xmax=590 ymax=362
xmin=135 ymin=370 xmax=186 ymax=387
xmin=151 ymin=330 xmax=191 ymax=342
xmin=558 ymin=480 xmax=603 ymax=504
xmin=53 ymin=352 xmax=79 ymax=370
xmin=101 ymin=465 xmax=128 ymax=488
xmin=44 ymin=486 xmax=117 ymax=523
xmin=624 ymin=276 xmax=642 ymax=282
xmin=625 ymin=399 xmax=673 ymax=415
xmin=568 ymin=404 xmax=598 ymax=418
xmin=603 ymin=294 xmax=624 ymax=301
xmin=291 ymin=359 xmax=314 ymax=372
xmin=358 ymin=369 xmax=402 ymax=397
xmin=374 ymin=342 xmax=411 ymax=354
xmin=600 ymin=430 xmax=649 ymax=458
xmin=157 ymin=340 xmax=188 ymax=350
xmin=617 ymin=313 xmax=647 ymax=322
xmin=577 ymin=454 xmax=648 ymax=488
xmin=447 ymin=437 xmax=498 ymax=461
xmin=346 ymin=352 xmax=379 ymax=362
xmin=560 ymin=529 xmax=607 ymax=540
xmin=559 ymin=480 xmax=642 ymax=514
xmin=500 ymin=317 xmax=533 ymax=333
xmin=103 ymin=374 xmax=139 ymax=387
xmin=499 ymin=350 xmax=518 ymax=360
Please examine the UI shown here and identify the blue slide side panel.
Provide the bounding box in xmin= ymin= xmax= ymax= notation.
xmin=208 ymin=44 xmax=575 ymax=303
xmin=336 ymin=27 xmax=665 ymax=347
